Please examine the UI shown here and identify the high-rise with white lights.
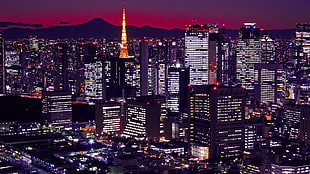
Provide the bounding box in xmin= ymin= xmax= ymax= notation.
xmin=185 ymin=24 xmax=219 ymax=85
xmin=123 ymin=98 xmax=161 ymax=140
xmin=284 ymin=104 xmax=310 ymax=143
xmin=95 ymin=103 xmax=121 ymax=134
xmin=189 ymin=85 xmax=245 ymax=160
xmin=84 ymin=56 xmax=105 ymax=104
xmin=295 ymin=23 xmax=310 ymax=63
xmin=261 ymin=31 xmax=276 ymax=63
xmin=42 ymin=91 xmax=72 ymax=129
xmin=254 ymin=64 xmax=286 ymax=104
xmin=236 ymin=23 xmax=261 ymax=90
xmin=185 ymin=25 xmax=209 ymax=85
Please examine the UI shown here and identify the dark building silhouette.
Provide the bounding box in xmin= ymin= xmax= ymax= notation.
xmin=217 ymin=29 xmax=237 ymax=86
xmin=0 ymin=96 xmax=41 ymax=122
xmin=72 ymin=103 xmax=95 ymax=122
xmin=54 ymin=44 xmax=69 ymax=91
xmin=0 ymin=34 xmax=4 ymax=95
xmin=105 ymin=57 xmax=138 ymax=99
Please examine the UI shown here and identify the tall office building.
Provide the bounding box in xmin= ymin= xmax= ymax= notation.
xmin=261 ymin=31 xmax=276 ymax=63
xmin=53 ymin=43 xmax=70 ymax=91
xmin=167 ymin=67 xmax=180 ymax=113
xmin=42 ymin=91 xmax=72 ymax=129
xmin=84 ymin=55 xmax=105 ymax=104
xmin=122 ymin=58 xmax=140 ymax=97
xmin=69 ymin=43 xmax=90 ymax=99
xmin=155 ymin=39 xmax=178 ymax=96
xmin=185 ymin=24 xmax=218 ymax=85
xmin=295 ymin=23 xmax=310 ymax=63
xmin=140 ymin=40 xmax=162 ymax=96
xmin=217 ymin=31 xmax=237 ymax=86
xmin=140 ymin=39 xmax=182 ymax=97
xmin=140 ymin=40 xmax=151 ymax=96
xmin=167 ymin=67 xmax=189 ymax=113
xmin=189 ymin=85 xmax=245 ymax=160
xmin=104 ymin=57 xmax=139 ymax=99
xmin=123 ymin=98 xmax=161 ymax=140
xmin=254 ymin=64 xmax=285 ymax=104
xmin=244 ymin=121 xmax=264 ymax=150
xmin=43 ymin=43 xmax=70 ymax=92
xmin=208 ymin=27 xmax=219 ymax=85
xmin=236 ymin=23 xmax=261 ymax=90
xmin=284 ymin=104 xmax=310 ymax=143
xmin=0 ymin=34 xmax=5 ymax=95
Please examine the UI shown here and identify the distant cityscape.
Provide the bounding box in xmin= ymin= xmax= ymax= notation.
xmin=0 ymin=6 xmax=310 ymax=174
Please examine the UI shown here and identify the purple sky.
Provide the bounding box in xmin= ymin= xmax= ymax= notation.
xmin=1 ymin=0 xmax=309 ymax=29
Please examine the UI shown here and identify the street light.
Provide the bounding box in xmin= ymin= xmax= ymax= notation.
xmin=89 ymin=139 xmax=95 ymax=150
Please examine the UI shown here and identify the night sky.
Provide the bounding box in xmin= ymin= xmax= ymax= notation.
xmin=1 ymin=0 xmax=309 ymax=29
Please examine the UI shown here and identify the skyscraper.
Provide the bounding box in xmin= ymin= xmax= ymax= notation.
xmin=123 ymin=98 xmax=161 ymax=140
xmin=236 ymin=23 xmax=261 ymax=90
xmin=140 ymin=40 xmax=151 ymax=96
xmin=54 ymin=43 xmax=70 ymax=91
xmin=140 ymin=39 xmax=158 ymax=96
xmin=185 ymin=24 xmax=218 ymax=85
xmin=0 ymin=34 xmax=5 ymax=95
xmin=295 ymin=23 xmax=310 ymax=63
xmin=254 ymin=64 xmax=285 ymax=104
xmin=84 ymin=55 xmax=105 ymax=104
xmin=284 ymin=104 xmax=310 ymax=143
xmin=217 ymin=30 xmax=237 ymax=86
xmin=119 ymin=7 xmax=129 ymax=59
xmin=189 ymin=85 xmax=245 ymax=160
xmin=261 ymin=31 xmax=276 ymax=63
xmin=185 ymin=25 xmax=209 ymax=85
xmin=167 ymin=67 xmax=189 ymax=113
xmin=167 ymin=67 xmax=181 ymax=113
xmin=43 ymin=43 xmax=70 ymax=92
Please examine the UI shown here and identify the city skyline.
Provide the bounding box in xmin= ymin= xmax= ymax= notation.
xmin=1 ymin=2 xmax=310 ymax=173
xmin=0 ymin=0 xmax=309 ymax=30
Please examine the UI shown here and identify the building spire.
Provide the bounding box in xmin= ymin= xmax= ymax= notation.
xmin=119 ymin=6 xmax=129 ymax=58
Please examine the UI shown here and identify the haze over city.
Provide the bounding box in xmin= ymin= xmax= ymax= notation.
xmin=1 ymin=0 xmax=310 ymax=29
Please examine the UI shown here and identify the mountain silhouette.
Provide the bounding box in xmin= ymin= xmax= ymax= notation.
xmin=1 ymin=18 xmax=295 ymax=40
xmin=2 ymin=18 xmax=184 ymax=40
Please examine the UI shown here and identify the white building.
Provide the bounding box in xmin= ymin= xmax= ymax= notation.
xmin=185 ymin=25 xmax=210 ymax=85
xmin=236 ymin=23 xmax=261 ymax=90
xmin=84 ymin=59 xmax=104 ymax=103
xmin=271 ymin=163 xmax=310 ymax=174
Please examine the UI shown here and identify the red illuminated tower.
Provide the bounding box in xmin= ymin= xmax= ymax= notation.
xmin=119 ymin=7 xmax=129 ymax=58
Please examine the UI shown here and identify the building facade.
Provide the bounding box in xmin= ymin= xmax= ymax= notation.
xmin=189 ymin=85 xmax=245 ymax=160
xmin=42 ymin=91 xmax=72 ymax=129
